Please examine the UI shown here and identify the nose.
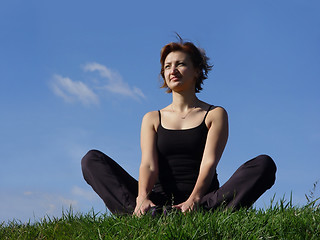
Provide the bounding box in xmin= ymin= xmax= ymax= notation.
xmin=170 ymin=66 xmax=178 ymax=74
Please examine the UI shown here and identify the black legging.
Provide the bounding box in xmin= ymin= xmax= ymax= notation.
xmin=81 ymin=150 xmax=276 ymax=214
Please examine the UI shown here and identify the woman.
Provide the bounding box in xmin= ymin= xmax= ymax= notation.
xmin=81 ymin=38 xmax=276 ymax=216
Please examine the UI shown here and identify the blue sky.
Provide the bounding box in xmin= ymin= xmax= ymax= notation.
xmin=1 ymin=0 xmax=319 ymax=223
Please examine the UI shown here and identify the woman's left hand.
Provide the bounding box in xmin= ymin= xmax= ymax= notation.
xmin=172 ymin=198 xmax=200 ymax=213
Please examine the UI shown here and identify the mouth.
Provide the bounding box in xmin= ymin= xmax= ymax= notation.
xmin=170 ymin=76 xmax=180 ymax=81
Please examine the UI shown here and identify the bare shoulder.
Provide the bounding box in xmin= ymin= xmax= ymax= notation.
xmin=142 ymin=111 xmax=160 ymax=131
xmin=142 ymin=111 xmax=159 ymax=122
xmin=209 ymin=106 xmax=228 ymax=118
xmin=206 ymin=106 xmax=228 ymax=127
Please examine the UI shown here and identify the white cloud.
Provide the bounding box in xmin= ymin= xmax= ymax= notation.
xmin=83 ymin=62 xmax=115 ymax=79
xmin=51 ymin=74 xmax=99 ymax=105
xmin=51 ymin=63 xmax=146 ymax=105
xmin=83 ymin=62 xmax=146 ymax=100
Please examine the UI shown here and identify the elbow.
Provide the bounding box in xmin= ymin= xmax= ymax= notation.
xmin=140 ymin=153 xmax=158 ymax=173
xmin=139 ymin=162 xmax=159 ymax=176
xmin=151 ymin=165 xmax=159 ymax=176
xmin=200 ymin=160 xmax=218 ymax=175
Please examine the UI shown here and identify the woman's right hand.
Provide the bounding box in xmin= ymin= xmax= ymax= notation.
xmin=133 ymin=195 xmax=156 ymax=217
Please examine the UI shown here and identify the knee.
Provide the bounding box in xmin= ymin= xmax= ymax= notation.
xmin=257 ymin=154 xmax=276 ymax=173
xmin=256 ymin=154 xmax=277 ymax=184
xmin=81 ymin=149 xmax=101 ymax=170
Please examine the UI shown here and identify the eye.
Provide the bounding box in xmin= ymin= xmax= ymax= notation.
xmin=164 ymin=65 xmax=170 ymax=69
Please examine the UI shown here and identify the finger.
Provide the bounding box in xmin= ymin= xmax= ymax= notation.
xmin=172 ymin=204 xmax=182 ymax=208
xmin=133 ymin=211 xmax=140 ymax=217
xmin=141 ymin=209 xmax=147 ymax=216
xmin=181 ymin=206 xmax=191 ymax=213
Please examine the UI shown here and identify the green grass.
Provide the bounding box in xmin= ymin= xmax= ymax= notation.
xmin=1 ymin=198 xmax=319 ymax=240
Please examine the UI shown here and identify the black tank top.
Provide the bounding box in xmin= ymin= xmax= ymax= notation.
xmin=153 ymin=105 xmax=219 ymax=203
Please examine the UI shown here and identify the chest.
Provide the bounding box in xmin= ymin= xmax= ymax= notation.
xmin=157 ymin=124 xmax=208 ymax=157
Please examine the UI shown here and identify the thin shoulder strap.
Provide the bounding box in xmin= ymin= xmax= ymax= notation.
xmin=203 ymin=105 xmax=214 ymax=121
xmin=158 ymin=110 xmax=162 ymax=124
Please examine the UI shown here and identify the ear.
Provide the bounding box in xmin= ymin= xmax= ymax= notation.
xmin=194 ymin=68 xmax=201 ymax=80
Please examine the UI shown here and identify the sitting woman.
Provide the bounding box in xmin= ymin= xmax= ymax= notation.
xmin=81 ymin=37 xmax=277 ymax=216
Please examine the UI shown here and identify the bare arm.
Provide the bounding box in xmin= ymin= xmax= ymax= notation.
xmin=173 ymin=107 xmax=229 ymax=212
xmin=133 ymin=111 xmax=159 ymax=216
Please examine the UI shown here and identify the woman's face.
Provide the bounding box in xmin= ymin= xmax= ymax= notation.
xmin=164 ymin=51 xmax=198 ymax=92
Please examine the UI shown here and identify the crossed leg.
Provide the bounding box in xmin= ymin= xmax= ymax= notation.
xmin=201 ymin=154 xmax=277 ymax=210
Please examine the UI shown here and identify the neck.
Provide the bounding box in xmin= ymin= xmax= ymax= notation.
xmin=171 ymin=90 xmax=199 ymax=111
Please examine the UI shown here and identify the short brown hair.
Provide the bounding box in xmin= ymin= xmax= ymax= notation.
xmin=160 ymin=38 xmax=213 ymax=93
